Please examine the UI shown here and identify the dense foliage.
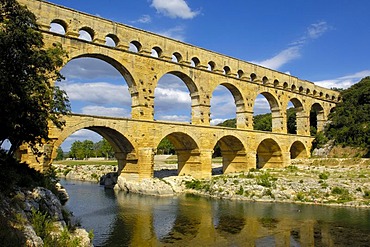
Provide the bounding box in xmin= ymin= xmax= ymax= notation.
xmin=68 ymin=139 xmax=114 ymax=160
xmin=325 ymin=77 xmax=370 ymax=149
xmin=0 ymin=0 xmax=70 ymax=157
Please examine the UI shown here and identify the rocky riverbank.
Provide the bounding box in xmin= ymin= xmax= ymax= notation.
xmin=0 ymin=186 xmax=92 ymax=246
xmin=54 ymin=158 xmax=370 ymax=208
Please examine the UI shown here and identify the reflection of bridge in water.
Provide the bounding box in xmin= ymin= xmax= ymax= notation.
xmin=103 ymin=193 xmax=368 ymax=246
xmin=18 ymin=0 xmax=340 ymax=180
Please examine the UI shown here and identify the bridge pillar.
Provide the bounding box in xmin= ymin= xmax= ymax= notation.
xmin=177 ymin=149 xmax=212 ymax=179
xmin=236 ymin=110 xmax=253 ymax=129
xmin=222 ymin=151 xmax=251 ymax=174
xmin=246 ymin=151 xmax=257 ymax=170
xmin=191 ymin=104 xmax=210 ymax=125
xmin=296 ymin=112 xmax=310 ymax=135
xmin=272 ymin=108 xmax=286 ymax=133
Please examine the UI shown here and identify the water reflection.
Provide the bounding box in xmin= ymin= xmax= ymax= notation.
xmin=62 ymin=180 xmax=370 ymax=247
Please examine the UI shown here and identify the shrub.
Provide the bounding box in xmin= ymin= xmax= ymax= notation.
xmin=236 ymin=186 xmax=244 ymax=195
xmin=319 ymin=172 xmax=329 ymax=180
xmin=363 ymin=190 xmax=370 ymax=199
xmin=256 ymin=172 xmax=276 ymax=188
xmin=296 ymin=191 xmax=305 ymax=201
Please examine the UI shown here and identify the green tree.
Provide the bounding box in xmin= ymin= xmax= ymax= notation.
xmin=55 ymin=147 xmax=64 ymax=160
xmin=325 ymin=77 xmax=370 ymax=149
xmin=217 ymin=119 xmax=236 ymax=128
xmin=0 ymin=0 xmax=70 ymax=158
xmin=100 ymin=139 xmax=114 ymax=159
xmin=253 ymin=113 xmax=272 ymax=131
xmin=287 ymin=108 xmax=297 ymax=134
xmin=157 ymin=137 xmax=175 ymax=154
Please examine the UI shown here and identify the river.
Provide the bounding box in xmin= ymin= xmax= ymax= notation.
xmin=61 ymin=179 xmax=370 ymax=247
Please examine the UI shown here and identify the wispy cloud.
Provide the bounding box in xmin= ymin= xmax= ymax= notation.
xmin=156 ymin=25 xmax=186 ymax=41
xmin=157 ymin=114 xmax=190 ymax=122
xmin=315 ymin=70 xmax=370 ymax=89
xmin=151 ymin=0 xmax=199 ymax=19
xmin=253 ymin=21 xmax=331 ymax=70
xmin=131 ymin=14 xmax=152 ymax=24
xmin=58 ymin=82 xmax=131 ymax=105
xmin=82 ymin=106 xmax=129 ymax=117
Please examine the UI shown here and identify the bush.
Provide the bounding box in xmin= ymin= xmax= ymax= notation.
xmin=319 ymin=172 xmax=329 ymax=180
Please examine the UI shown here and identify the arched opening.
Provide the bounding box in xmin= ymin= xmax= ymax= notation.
xmin=172 ymin=52 xmax=182 ymax=63
xmin=78 ymin=27 xmax=94 ymax=42
xmin=290 ymin=141 xmax=308 ymax=159
xmin=253 ymin=93 xmax=281 ymax=132
xmin=210 ymin=84 xmax=238 ymax=126
xmin=50 ymin=20 xmax=66 ymax=35
xmin=105 ymin=34 xmax=118 ymax=47
xmin=151 ymin=47 xmax=162 ymax=58
xmin=191 ymin=57 xmax=200 ymax=67
xmin=208 ymin=61 xmax=215 ymax=71
xmin=54 ymin=126 xmax=135 ymax=182
xmin=129 ymin=41 xmax=141 ymax=52
xmin=283 ymin=82 xmax=288 ymax=89
xmin=286 ymin=98 xmax=304 ymax=135
xmin=256 ymin=139 xmax=282 ymax=169
xmin=262 ymin=76 xmax=269 ymax=85
xmin=250 ymin=73 xmax=257 ymax=82
xmin=154 ymin=132 xmax=199 ymax=178
xmin=223 ymin=66 xmax=231 ymax=75
xmin=212 ymin=135 xmax=245 ymax=175
xmin=237 ymin=70 xmax=244 ymax=79
xmin=310 ymin=103 xmax=324 ymax=135
xmin=154 ymin=72 xmax=194 ymax=123
xmin=273 ymin=80 xmax=279 ymax=87
xmin=56 ymin=57 xmax=133 ymax=118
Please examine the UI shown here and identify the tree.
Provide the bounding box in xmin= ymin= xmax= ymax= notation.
xmin=325 ymin=77 xmax=370 ymax=148
xmin=157 ymin=137 xmax=175 ymax=155
xmin=55 ymin=147 xmax=64 ymax=160
xmin=0 ymin=0 xmax=70 ymax=158
xmin=287 ymin=108 xmax=297 ymax=134
xmin=253 ymin=113 xmax=272 ymax=131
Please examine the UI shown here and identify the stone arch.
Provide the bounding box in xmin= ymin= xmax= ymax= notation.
xmin=129 ymin=40 xmax=142 ymax=52
xmin=191 ymin=57 xmax=200 ymax=67
xmin=78 ymin=26 xmax=94 ymax=41
xmin=213 ymin=135 xmax=246 ymax=174
xmin=256 ymin=138 xmax=282 ymax=168
xmin=52 ymin=121 xmax=136 ymax=174
xmin=253 ymin=91 xmax=283 ymax=132
xmin=290 ymin=141 xmax=308 ymax=159
xmin=68 ymin=53 xmax=136 ymax=88
xmin=153 ymin=70 xmax=198 ymax=123
xmin=105 ymin=34 xmax=119 ymax=47
xmin=211 ymin=82 xmax=246 ymax=128
xmin=156 ymin=132 xmax=199 ymax=176
xmin=223 ymin=66 xmax=231 ymax=75
xmin=310 ymin=102 xmax=325 ymax=134
xmin=172 ymin=52 xmax=183 ymax=63
xmin=151 ymin=46 xmax=163 ymax=58
xmin=237 ymin=69 xmax=244 ymax=79
xmin=286 ymin=98 xmax=307 ymax=135
xmin=50 ymin=19 xmax=67 ymax=34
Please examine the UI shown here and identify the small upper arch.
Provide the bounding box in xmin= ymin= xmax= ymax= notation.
xmin=78 ymin=26 xmax=95 ymax=41
xmin=50 ymin=19 xmax=67 ymax=35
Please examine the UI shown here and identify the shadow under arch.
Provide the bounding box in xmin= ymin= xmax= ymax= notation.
xmin=211 ymin=82 xmax=246 ymax=128
xmin=254 ymin=91 xmax=282 ymax=132
xmin=213 ymin=135 xmax=246 ymax=174
xmin=52 ymin=122 xmax=136 ymax=174
xmin=256 ymin=138 xmax=282 ymax=169
xmin=310 ymin=102 xmax=325 ymax=135
xmin=155 ymin=132 xmax=199 ymax=177
xmin=290 ymin=141 xmax=308 ymax=159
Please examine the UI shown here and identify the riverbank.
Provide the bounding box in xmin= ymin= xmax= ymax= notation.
xmin=0 ymin=186 xmax=93 ymax=246
xmin=53 ymin=158 xmax=370 ymax=208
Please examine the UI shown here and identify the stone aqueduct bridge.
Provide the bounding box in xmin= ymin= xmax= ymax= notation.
xmin=18 ymin=0 xmax=340 ymax=181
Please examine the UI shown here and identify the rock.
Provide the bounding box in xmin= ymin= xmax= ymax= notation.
xmin=73 ymin=228 xmax=93 ymax=247
xmin=114 ymin=176 xmax=175 ymax=196
xmin=100 ymin=172 xmax=118 ymax=189
xmin=55 ymin=182 xmax=69 ymax=204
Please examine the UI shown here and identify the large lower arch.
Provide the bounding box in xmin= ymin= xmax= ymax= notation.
xmin=214 ymin=135 xmax=247 ymax=174
xmin=52 ymin=122 xmax=136 ymax=174
xmin=157 ymin=132 xmax=200 ymax=176
xmin=290 ymin=141 xmax=308 ymax=159
xmin=256 ymin=138 xmax=282 ymax=168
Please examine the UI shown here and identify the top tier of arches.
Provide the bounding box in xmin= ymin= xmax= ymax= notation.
xmin=27 ymin=0 xmax=340 ymax=103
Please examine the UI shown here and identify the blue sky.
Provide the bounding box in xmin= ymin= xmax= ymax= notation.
xmin=42 ymin=0 xmax=370 ymax=151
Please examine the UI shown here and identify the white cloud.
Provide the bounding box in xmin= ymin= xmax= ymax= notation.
xmin=314 ymin=70 xmax=370 ymax=89
xmin=156 ymin=26 xmax=186 ymax=41
xmin=156 ymin=114 xmax=190 ymax=122
xmin=59 ymin=82 xmax=131 ymax=105
xmin=210 ymin=118 xmax=227 ymax=126
xmin=253 ymin=21 xmax=331 ymax=70
xmin=155 ymin=87 xmax=190 ymax=103
xmin=131 ymin=15 xmax=152 ymax=24
xmin=151 ymin=0 xmax=199 ymax=19
xmin=82 ymin=106 xmax=129 ymax=117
